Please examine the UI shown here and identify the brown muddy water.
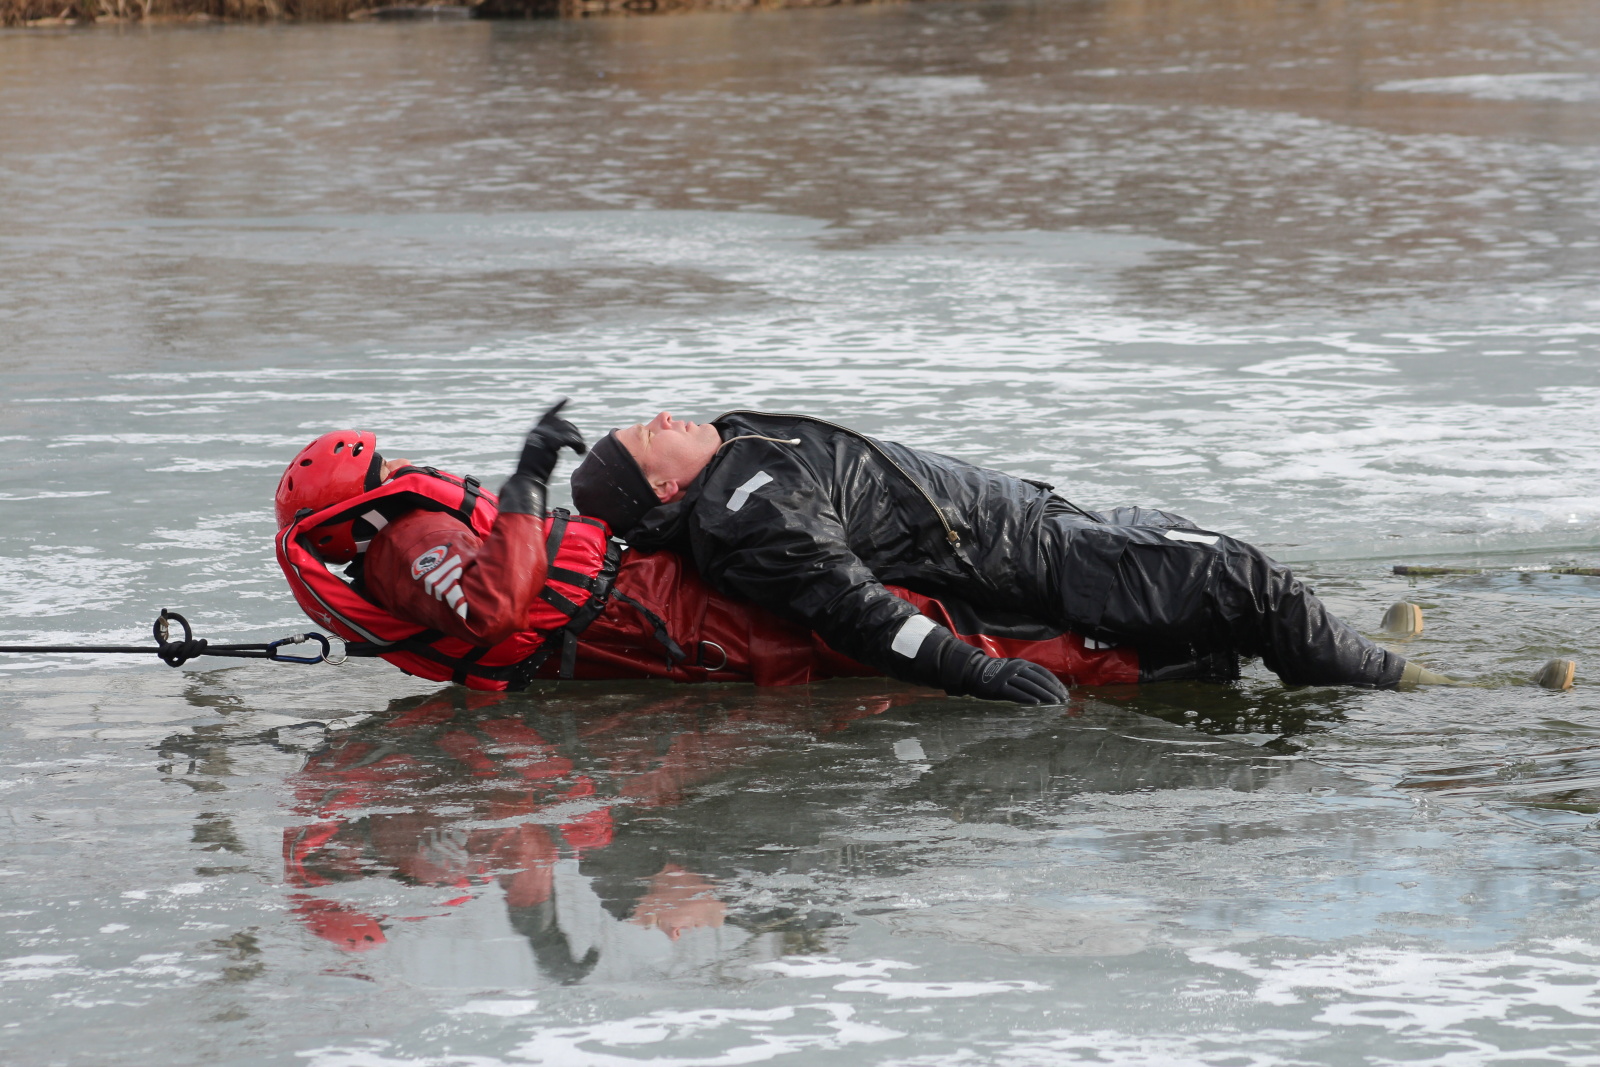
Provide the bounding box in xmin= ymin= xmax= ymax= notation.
xmin=6 ymin=1 xmax=1600 ymax=1063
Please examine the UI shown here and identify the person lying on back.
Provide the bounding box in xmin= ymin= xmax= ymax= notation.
xmin=570 ymin=409 xmax=1459 ymax=703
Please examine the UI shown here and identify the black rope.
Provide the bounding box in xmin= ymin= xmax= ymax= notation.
xmin=0 ymin=609 xmax=340 ymax=668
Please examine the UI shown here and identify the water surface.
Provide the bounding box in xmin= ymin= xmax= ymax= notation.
xmin=6 ymin=1 xmax=1600 ymax=1063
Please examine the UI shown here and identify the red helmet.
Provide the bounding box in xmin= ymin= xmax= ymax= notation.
xmin=275 ymin=431 xmax=382 ymax=563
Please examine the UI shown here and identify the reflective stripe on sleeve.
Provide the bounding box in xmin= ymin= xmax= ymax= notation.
xmin=423 ymin=557 xmax=463 ymax=595
xmin=1163 ymin=529 xmax=1220 ymax=546
xmin=890 ymin=614 xmax=937 ymax=658
xmin=727 ymin=471 xmax=774 ymax=512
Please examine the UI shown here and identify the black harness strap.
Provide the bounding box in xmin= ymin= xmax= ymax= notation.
xmin=364 ymin=628 xmax=528 ymax=683
xmin=505 ymin=537 xmax=623 ymax=691
xmin=535 ymin=508 xmax=584 ymax=618
xmin=610 ymin=589 xmax=688 ymax=668
xmin=544 ymin=508 xmax=570 ymax=552
xmin=546 ymin=566 xmax=599 ymax=590
xmin=452 ymin=644 xmax=491 ymax=686
xmin=539 ymin=585 xmax=582 ymax=617
xmin=560 ymin=627 xmax=580 ymax=679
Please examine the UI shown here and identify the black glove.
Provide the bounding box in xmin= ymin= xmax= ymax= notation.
xmin=963 ymin=655 xmax=1070 ymax=705
xmin=913 ymin=628 xmax=1069 ymax=705
xmin=500 ymin=398 xmax=587 ymax=515
xmin=516 ymin=397 xmax=587 ymax=481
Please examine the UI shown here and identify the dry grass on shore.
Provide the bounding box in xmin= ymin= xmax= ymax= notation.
xmin=3 ymin=0 xmax=889 ymax=26
xmin=5 ymin=0 xmax=362 ymax=25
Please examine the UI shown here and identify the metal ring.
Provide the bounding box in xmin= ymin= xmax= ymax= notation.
xmin=323 ymin=635 xmax=348 ymax=666
xmin=698 ymin=640 xmax=728 ymax=672
xmin=154 ymin=609 xmax=193 ymax=647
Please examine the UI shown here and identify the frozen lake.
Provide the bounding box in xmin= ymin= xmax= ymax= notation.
xmin=6 ymin=0 xmax=1600 ymax=1062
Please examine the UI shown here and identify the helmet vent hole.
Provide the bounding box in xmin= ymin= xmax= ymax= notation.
xmin=299 ymin=458 xmax=313 ymax=467
xmin=318 ymin=535 xmax=333 ymax=546
xmin=286 ymin=477 xmax=294 ymax=491
xmin=352 ymin=442 xmax=365 ymax=457
xmin=333 ymin=442 xmax=345 ymax=454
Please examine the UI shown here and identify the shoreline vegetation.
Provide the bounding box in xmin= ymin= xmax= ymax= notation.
xmin=3 ymin=0 xmax=895 ymax=26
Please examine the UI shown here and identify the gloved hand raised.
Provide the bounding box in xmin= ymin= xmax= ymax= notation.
xmin=515 ymin=398 xmax=587 ymax=482
xmin=912 ymin=625 xmax=1069 ymax=705
xmin=501 ymin=398 xmax=587 ymax=516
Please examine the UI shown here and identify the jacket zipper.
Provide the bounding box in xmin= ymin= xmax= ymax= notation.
xmin=717 ymin=410 xmax=965 ymax=549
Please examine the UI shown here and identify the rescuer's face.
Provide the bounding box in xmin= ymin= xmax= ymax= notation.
xmin=378 ymin=456 xmax=411 ymax=481
xmin=619 ymin=412 xmax=721 ymax=503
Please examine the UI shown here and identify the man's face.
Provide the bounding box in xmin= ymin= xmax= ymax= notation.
xmin=618 ymin=412 xmax=721 ymax=503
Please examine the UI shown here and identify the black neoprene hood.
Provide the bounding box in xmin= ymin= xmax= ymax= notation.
xmin=570 ymin=430 xmax=659 ymax=537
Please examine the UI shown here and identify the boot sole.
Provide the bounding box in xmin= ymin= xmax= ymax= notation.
xmin=1536 ymin=658 xmax=1577 ymax=691
xmin=1380 ymin=602 xmax=1424 ymax=638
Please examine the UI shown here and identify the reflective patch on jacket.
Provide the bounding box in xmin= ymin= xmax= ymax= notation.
xmin=727 ymin=471 xmax=773 ymax=512
xmin=890 ymin=614 xmax=937 ymax=658
xmin=420 ymin=553 xmax=468 ymax=619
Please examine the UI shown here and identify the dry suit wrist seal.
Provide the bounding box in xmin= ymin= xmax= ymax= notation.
xmin=498 ymin=473 xmax=546 ymax=516
xmin=911 ymin=627 xmax=986 ymax=695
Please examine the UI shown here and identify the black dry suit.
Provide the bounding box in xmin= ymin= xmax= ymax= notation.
xmin=624 ymin=411 xmax=1404 ymax=692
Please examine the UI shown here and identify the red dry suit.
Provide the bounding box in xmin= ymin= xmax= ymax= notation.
xmin=276 ymin=467 xmax=1140 ymax=692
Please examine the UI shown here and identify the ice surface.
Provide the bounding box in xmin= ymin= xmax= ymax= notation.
xmin=7 ymin=1 xmax=1600 ymax=1064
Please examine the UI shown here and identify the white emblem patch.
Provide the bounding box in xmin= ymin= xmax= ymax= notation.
xmin=411 ymin=545 xmax=450 ymax=580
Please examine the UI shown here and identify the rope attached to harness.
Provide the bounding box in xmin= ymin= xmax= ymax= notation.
xmin=0 ymin=609 xmax=365 ymax=668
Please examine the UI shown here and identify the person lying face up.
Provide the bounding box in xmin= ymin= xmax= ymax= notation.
xmin=571 ymin=410 xmax=1069 ymax=704
xmin=571 ymin=409 xmax=1434 ymax=701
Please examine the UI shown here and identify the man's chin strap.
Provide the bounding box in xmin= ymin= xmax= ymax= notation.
xmin=363 ymin=451 xmax=385 ymax=492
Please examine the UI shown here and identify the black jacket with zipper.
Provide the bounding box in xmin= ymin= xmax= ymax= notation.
xmin=624 ymin=411 xmax=1125 ymax=689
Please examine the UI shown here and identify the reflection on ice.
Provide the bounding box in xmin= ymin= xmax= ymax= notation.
xmin=275 ymin=687 xmax=907 ymax=982
xmin=133 ymin=682 xmax=1361 ymax=991
xmin=210 ymin=682 xmax=1487 ymax=992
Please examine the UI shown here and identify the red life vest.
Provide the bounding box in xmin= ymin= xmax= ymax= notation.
xmin=275 ymin=467 xmax=617 ymax=692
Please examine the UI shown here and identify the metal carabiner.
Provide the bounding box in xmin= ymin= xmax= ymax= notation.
xmin=268 ymin=632 xmax=332 ymax=665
